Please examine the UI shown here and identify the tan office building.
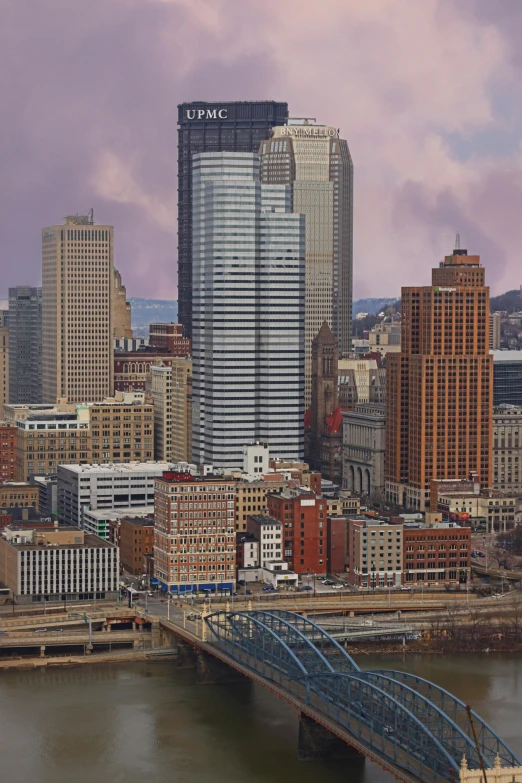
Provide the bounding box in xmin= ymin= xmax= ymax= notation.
xmin=113 ymin=268 xmax=132 ymax=340
xmin=260 ymin=123 xmax=354 ymax=405
xmin=493 ymin=404 xmax=522 ymax=494
xmin=42 ymin=213 xmax=114 ymax=404
xmin=149 ymin=360 xmax=192 ymax=463
xmin=5 ymin=393 xmax=153 ymax=480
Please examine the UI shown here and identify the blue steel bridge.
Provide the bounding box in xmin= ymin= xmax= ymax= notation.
xmin=201 ymin=609 xmax=521 ymax=783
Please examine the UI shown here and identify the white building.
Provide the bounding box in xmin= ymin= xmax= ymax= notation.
xmin=192 ymin=152 xmax=305 ymax=469
xmin=57 ymin=462 xmax=173 ymax=528
xmin=242 ymin=443 xmax=269 ymax=481
xmin=246 ymin=514 xmax=283 ymax=567
xmin=82 ymin=505 xmax=154 ymax=540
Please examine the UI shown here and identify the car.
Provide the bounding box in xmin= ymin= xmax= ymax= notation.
xmin=245 ymin=589 xmax=252 ymax=595
xmin=332 ymin=584 xmax=343 ymax=589
xmin=301 ymin=585 xmax=313 ymax=591
xmin=400 ymin=586 xmax=411 ymax=591
xmin=237 ymin=579 xmax=246 ymax=586
xmin=322 ymin=579 xmax=335 ymax=586
xmin=262 ymin=585 xmax=276 ymax=592
xmin=478 ymin=552 xmax=486 ymax=558
xmin=54 ymin=628 xmax=64 ymax=633
xmin=34 ymin=628 xmax=48 ymax=634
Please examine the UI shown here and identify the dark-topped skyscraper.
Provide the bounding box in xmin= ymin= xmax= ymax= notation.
xmin=177 ymin=101 xmax=288 ymax=339
xmin=385 ymin=244 xmax=492 ymax=511
xmin=8 ymin=286 xmax=42 ymax=404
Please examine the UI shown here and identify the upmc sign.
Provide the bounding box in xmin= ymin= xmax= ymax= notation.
xmin=185 ymin=108 xmax=228 ymax=120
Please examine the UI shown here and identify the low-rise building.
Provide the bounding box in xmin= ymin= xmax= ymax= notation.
xmin=119 ymin=514 xmax=155 ymax=575
xmin=235 ymin=532 xmax=259 ymax=569
xmin=32 ymin=475 xmax=58 ymax=517
xmin=246 ymin=515 xmax=282 ymax=568
xmin=237 ymin=560 xmax=298 ymax=589
xmin=342 ymin=403 xmax=386 ymax=497
xmin=0 ymin=482 xmax=39 ymax=509
xmin=348 ymin=518 xmax=403 ymax=589
xmin=326 ymin=493 xmax=360 ymax=517
xmin=430 ymin=478 xmax=517 ymax=532
xmin=58 ymin=462 xmax=172 ymax=528
xmin=81 ymin=505 xmax=154 ymax=544
xmin=148 ymin=323 xmax=191 ymax=356
xmin=368 ymin=322 xmax=401 ymax=356
xmin=0 ymin=525 xmax=119 ymax=603
xmin=403 ymin=521 xmax=470 ymax=586
xmin=493 ymin=404 xmax=522 ymax=494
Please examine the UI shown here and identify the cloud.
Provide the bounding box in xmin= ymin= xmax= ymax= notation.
xmin=1 ymin=0 xmax=522 ymax=301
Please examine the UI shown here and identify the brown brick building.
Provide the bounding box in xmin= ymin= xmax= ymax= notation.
xmin=114 ymin=351 xmax=181 ymax=393
xmin=267 ymin=488 xmax=327 ymax=576
xmin=0 ymin=423 xmax=16 ymax=482
xmin=119 ymin=515 xmax=154 ymax=575
xmin=386 ymin=245 xmax=492 ymax=511
xmin=403 ymin=523 xmax=470 ymax=586
xmin=149 ymin=323 xmax=191 ymax=356
xmin=0 ymin=482 xmax=39 ymax=508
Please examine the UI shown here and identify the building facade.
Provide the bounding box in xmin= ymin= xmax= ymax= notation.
xmin=192 ymin=152 xmax=305 ymax=468
xmin=0 ymin=423 xmax=16 ymax=482
xmin=8 ymin=286 xmax=42 ymax=404
xmin=57 ymin=462 xmax=170 ymax=528
xmin=386 ymin=246 xmax=492 ymax=510
xmin=112 ymin=268 xmax=132 ymax=340
xmin=493 ymin=404 xmax=522 ymax=494
xmin=342 ymin=403 xmax=386 ymax=496
xmin=0 ymin=482 xmax=39 ymax=508
xmin=368 ymin=322 xmax=401 ymax=356
xmin=490 ymin=312 xmax=501 ymax=350
xmin=308 ymin=321 xmax=342 ymax=483
xmin=42 ymin=214 xmax=113 ymax=403
xmin=267 ymin=488 xmax=327 ymax=576
xmin=119 ymin=514 xmax=154 ymax=574
xmin=7 ymin=394 xmax=153 ymax=480
xmin=150 ymin=360 xmax=192 ymax=463
xmin=149 ymin=323 xmax=190 ymax=356
xmin=153 ymin=471 xmax=236 ymax=593
xmin=403 ymin=522 xmax=470 ymax=586
xmin=337 ymin=357 xmax=386 ymax=406
xmin=348 ymin=518 xmax=403 ymax=589
xmin=177 ymin=100 xmax=288 ymax=339
xmin=0 ymin=307 xmax=8 ymax=417
xmin=245 ymin=514 xmax=283 ymax=567
xmin=492 ymin=351 xmax=522 ymax=406
xmin=0 ymin=526 xmax=119 ymax=603
xmin=259 ymin=122 xmax=354 ymax=405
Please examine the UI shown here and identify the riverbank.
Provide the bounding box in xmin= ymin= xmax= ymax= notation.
xmin=0 ymin=646 xmax=178 ymax=671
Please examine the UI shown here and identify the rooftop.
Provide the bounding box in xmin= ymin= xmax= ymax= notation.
xmin=491 ymin=350 xmax=522 ymax=363
xmin=83 ymin=506 xmax=154 ymax=521
xmin=4 ymin=532 xmax=115 ymax=551
xmin=58 ymin=462 xmax=173 ymax=475
xmin=248 ymin=514 xmax=282 ymax=527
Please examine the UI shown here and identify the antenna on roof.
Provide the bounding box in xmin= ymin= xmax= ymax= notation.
xmin=455 ymin=232 xmax=461 ymax=251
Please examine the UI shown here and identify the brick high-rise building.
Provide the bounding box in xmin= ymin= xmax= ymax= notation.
xmin=154 ymin=472 xmax=236 ymax=594
xmin=42 ymin=213 xmax=113 ymax=403
xmin=386 ymin=245 xmax=492 ymax=511
xmin=0 ymin=424 xmax=16 ymax=482
xmin=267 ymin=488 xmax=327 ymax=576
xmin=148 ymin=323 xmax=190 ymax=356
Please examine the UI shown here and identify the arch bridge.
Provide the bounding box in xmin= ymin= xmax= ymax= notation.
xmin=203 ymin=609 xmax=521 ymax=783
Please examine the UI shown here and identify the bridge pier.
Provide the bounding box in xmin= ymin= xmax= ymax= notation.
xmin=196 ymin=651 xmax=247 ymax=685
xmin=176 ymin=641 xmax=197 ymax=669
xmin=297 ymin=712 xmax=365 ymax=763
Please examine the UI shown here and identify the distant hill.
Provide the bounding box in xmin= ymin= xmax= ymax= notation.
xmin=353 ymin=297 xmax=398 ymax=316
xmin=130 ymin=298 xmax=178 ymax=337
xmin=490 ymin=289 xmax=522 ymax=313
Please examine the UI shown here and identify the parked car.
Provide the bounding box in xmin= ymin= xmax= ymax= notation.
xmin=322 ymin=579 xmax=335 ymax=586
xmin=262 ymin=585 xmax=276 ymax=592
xmin=302 ymin=585 xmax=313 ymax=592
xmin=332 ymin=584 xmax=343 ymax=589
xmin=245 ymin=589 xmax=252 ymax=595
xmin=237 ymin=579 xmax=246 ymax=586
xmin=34 ymin=628 xmax=48 ymax=634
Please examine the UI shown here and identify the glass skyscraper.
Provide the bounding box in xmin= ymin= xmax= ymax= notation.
xmin=259 ymin=122 xmax=354 ymax=407
xmin=8 ymin=286 xmax=42 ymax=404
xmin=192 ymin=152 xmax=305 ymax=468
xmin=177 ymin=101 xmax=288 ymax=339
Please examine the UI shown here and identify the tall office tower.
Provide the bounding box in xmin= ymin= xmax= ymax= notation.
xmin=177 ymin=101 xmax=288 ymax=339
xmin=8 ymin=287 xmax=42 ymax=404
xmin=259 ymin=122 xmax=354 ymax=406
xmin=0 ymin=306 xmax=8 ymax=416
xmin=192 ymin=152 xmax=305 ymax=469
xmin=150 ymin=359 xmax=192 ymax=463
xmin=385 ymin=245 xmax=492 ymax=511
xmin=42 ymin=213 xmax=114 ymax=404
xmin=112 ymin=268 xmax=132 ymax=340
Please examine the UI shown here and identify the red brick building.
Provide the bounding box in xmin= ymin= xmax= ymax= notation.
xmin=114 ymin=350 xmax=185 ymax=392
xmin=119 ymin=515 xmax=155 ymax=575
xmin=149 ymin=323 xmax=191 ymax=356
xmin=327 ymin=515 xmax=348 ymax=575
xmin=0 ymin=424 xmax=16 ymax=482
xmin=403 ymin=523 xmax=471 ymax=586
xmin=267 ymin=488 xmax=326 ymax=576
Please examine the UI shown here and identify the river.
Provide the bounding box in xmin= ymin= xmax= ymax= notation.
xmin=0 ymin=655 xmax=520 ymax=783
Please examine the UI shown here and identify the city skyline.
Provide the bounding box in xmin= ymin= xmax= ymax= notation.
xmin=3 ymin=2 xmax=522 ymax=301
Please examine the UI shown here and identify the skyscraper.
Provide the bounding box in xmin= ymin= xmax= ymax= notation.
xmin=177 ymin=101 xmax=288 ymax=339
xmin=259 ymin=121 xmax=354 ymax=405
xmin=0 ymin=305 xmax=8 ymax=416
xmin=42 ymin=213 xmax=114 ymax=404
xmin=112 ymin=268 xmax=132 ymax=340
xmin=8 ymin=286 xmax=42 ymax=404
xmin=192 ymin=152 xmax=305 ymax=469
xmin=386 ymin=245 xmax=492 ymax=511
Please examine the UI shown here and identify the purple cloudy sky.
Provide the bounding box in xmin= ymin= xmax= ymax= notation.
xmin=2 ymin=0 xmax=522 ymax=300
